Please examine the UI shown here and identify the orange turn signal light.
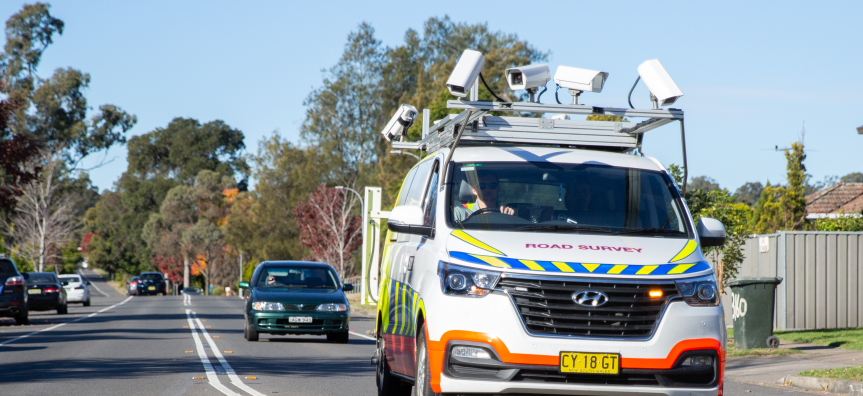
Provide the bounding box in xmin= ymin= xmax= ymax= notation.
xmin=649 ymin=290 xmax=663 ymax=298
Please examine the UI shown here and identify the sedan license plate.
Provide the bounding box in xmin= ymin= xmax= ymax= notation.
xmin=27 ymin=289 xmax=41 ymax=295
xmin=288 ymin=316 xmax=313 ymax=323
xmin=148 ymin=286 xmax=156 ymax=290
xmin=559 ymin=352 xmax=620 ymax=375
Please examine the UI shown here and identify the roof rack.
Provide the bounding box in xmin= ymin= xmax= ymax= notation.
xmin=392 ymin=100 xmax=683 ymax=154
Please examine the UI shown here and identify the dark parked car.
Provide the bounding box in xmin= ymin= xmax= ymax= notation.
xmin=24 ymin=272 xmax=67 ymax=314
xmin=126 ymin=276 xmax=140 ymax=296
xmin=137 ymin=272 xmax=166 ymax=296
xmin=239 ymin=261 xmax=352 ymax=343
xmin=181 ymin=287 xmax=201 ymax=295
xmin=0 ymin=257 xmax=28 ymax=324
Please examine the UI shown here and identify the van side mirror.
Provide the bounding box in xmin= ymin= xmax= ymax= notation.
xmin=387 ymin=205 xmax=432 ymax=237
xmin=343 ymin=283 xmax=354 ymax=291
xmin=697 ymin=217 xmax=727 ymax=247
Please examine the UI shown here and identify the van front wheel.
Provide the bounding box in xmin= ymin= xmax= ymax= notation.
xmin=414 ymin=324 xmax=440 ymax=396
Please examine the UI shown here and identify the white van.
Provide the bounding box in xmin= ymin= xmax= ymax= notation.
xmin=372 ymin=55 xmax=727 ymax=396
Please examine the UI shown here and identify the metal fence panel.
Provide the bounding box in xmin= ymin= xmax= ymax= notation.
xmin=724 ymin=232 xmax=863 ymax=330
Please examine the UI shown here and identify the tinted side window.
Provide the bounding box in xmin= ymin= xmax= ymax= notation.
xmin=404 ymin=159 xmax=434 ymax=207
xmin=396 ymin=167 xmax=418 ymax=206
xmin=423 ymin=161 xmax=440 ymax=226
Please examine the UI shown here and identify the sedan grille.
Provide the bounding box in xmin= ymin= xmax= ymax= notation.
xmin=498 ymin=275 xmax=679 ymax=338
xmin=284 ymin=304 xmax=318 ymax=311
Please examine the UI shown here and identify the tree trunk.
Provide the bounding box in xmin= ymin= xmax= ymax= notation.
xmin=183 ymin=254 xmax=190 ymax=288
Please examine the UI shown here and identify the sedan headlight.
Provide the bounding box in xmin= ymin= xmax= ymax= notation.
xmin=253 ymin=301 xmax=285 ymax=311
xmin=438 ymin=261 xmax=501 ymax=297
xmin=675 ymin=275 xmax=719 ymax=306
xmin=317 ymin=303 xmax=349 ymax=312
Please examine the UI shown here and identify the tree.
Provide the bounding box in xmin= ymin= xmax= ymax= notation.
xmin=840 ymin=172 xmax=863 ymax=183
xmin=0 ymin=80 xmax=40 ymax=214
xmin=292 ymin=185 xmax=362 ymax=278
xmin=668 ymin=164 xmax=751 ymax=291
xmin=733 ymin=182 xmax=764 ymax=207
xmin=2 ymin=4 xmax=135 ymax=271
xmin=815 ymin=215 xmax=863 ymax=232
xmin=183 ymin=219 xmax=223 ymax=296
xmin=753 ymin=141 xmax=808 ymax=233
xmin=688 ymin=176 xmax=720 ymax=193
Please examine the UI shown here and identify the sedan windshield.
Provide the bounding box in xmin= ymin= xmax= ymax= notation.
xmin=256 ymin=266 xmax=339 ymax=289
xmin=448 ymin=161 xmax=689 ymax=237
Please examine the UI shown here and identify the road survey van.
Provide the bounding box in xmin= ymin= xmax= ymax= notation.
xmin=370 ymin=51 xmax=728 ymax=396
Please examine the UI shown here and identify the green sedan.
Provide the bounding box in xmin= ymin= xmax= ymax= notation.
xmin=239 ymin=261 xmax=353 ymax=343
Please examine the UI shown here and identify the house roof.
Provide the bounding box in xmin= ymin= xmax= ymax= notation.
xmin=806 ymin=182 xmax=863 ymax=214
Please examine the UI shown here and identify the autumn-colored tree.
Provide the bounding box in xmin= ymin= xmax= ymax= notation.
xmin=292 ymin=185 xmax=362 ymax=278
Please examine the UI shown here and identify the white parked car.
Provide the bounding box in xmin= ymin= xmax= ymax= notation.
xmin=59 ymin=274 xmax=91 ymax=306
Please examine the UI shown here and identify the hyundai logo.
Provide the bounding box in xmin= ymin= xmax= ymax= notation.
xmin=572 ymin=290 xmax=609 ymax=307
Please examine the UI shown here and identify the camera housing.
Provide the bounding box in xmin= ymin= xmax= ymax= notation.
xmin=505 ymin=64 xmax=550 ymax=91
xmin=380 ymin=104 xmax=418 ymax=142
xmin=446 ymin=50 xmax=484 ymax=98
xmin=637 ymin=59 xmax=683 ymax=107
xmin=553 ymin=66 xmax=608 ymax=93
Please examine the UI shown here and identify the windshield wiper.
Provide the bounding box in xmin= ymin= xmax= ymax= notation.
xmin=615 ymin=228 xmax=686 ymax=236
xmin=514 ymin=224 xmax=614 ymax=233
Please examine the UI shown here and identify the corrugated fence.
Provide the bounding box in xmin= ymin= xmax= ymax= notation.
xmin=719 ymin=231 xmax=863 ymax=330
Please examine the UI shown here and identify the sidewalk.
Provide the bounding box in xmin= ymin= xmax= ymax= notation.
xmin=726 ymin=341 xmax=863 ymax=385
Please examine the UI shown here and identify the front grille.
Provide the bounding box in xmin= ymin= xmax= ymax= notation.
xmin=284 ymin=304 xmax=317 ymax=311
xmin=498 ymin=275 xmax=680 ymax=338
xmin=513 ymin=369 xmax=659 ymax=386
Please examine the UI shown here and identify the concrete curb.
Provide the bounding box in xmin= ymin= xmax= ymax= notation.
xmin=779 ymin=375 xmax=863 ymax=395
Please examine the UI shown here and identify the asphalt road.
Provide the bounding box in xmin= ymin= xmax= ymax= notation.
xmin=0 ymin=271 xmax=818 ymax=396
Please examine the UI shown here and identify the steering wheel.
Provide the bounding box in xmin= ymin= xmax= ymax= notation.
xmin=466 ymin=207 xmax=500 ymax=219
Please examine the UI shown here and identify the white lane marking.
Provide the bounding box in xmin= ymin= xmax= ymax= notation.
xmin=0 ymin=296 xmax=133 ymax=346
xmin=185 ymin=309 xmax=241 ymax=396
xmin=183 ymin=293 xmax=191 ymax=306
xmin=349 ymin=330 xmax=376 ymax=341
xmin=193 ymin=314 xmax=265 ymax=396
xmin=78 ymin=269 xmax=110 ymax=298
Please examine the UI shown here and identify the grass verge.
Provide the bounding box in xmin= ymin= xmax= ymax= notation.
xmin=776 ymin=327 xmax=863 ymax=351
xmin=346 ymin=293 xmax=377 ymax=318
xmin=799 ymin=366 xmax=863 ymax=382
xmin=726 ymin=339 xmax=802 ymax=357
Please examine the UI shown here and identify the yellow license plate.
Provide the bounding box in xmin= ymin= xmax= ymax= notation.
xmin=148 ymin=286 xmax=156 ymax=290
xmin=559 ymin=352 xmax=620 ymax=374
xmin=28 ymin=289 xmax=41 ymax=294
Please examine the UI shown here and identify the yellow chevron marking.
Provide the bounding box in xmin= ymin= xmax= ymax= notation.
xmin=668 ymin=264 xmax=695 ymax=274
xmin=669 ymin=240 xmax=698 ymax=263
xmin=471 ymin=255 xmax=512 ymax=268
xmin=411 ymin=292 xmax=419 ymax=335
xmin=581 ymin=263 xmax=600 ymax=272
xmin=519 ymin=260 xmax=544 ymax=271
xmin=451 ymin=230 xmax=505 ymax=256
xmin=608 ymin=265 xmax=628 ymax=274
xmin=551 ymin=262 xmax=574 ymax=272
xmin=636 ymin=265 xmax=660 ymax=275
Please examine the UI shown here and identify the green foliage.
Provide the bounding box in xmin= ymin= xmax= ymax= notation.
xmin=753 ymin=142 xmax=809 ymax=233
xmin=668 ymin=164 xmax=751 ymax=288
xmin=841 ymin=172 xmax=863 ymax=183
xmin=59 ymin=241 xmax=82 ymax=274
xmin=814 ymin=215 xmax=863 ymax=231
xmin=688 ymin=176 xmax=720 ymax=193
xmin=733 ymin=181 xmax=764 ymax=207
xmin=0 ymin=237 xmax=34 ymax=273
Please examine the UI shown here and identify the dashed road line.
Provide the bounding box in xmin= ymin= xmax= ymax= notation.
xmin=0 ymin=296 xmax=133 ymax=346
xmin=185 ymin=308 xmax=241 ymax=396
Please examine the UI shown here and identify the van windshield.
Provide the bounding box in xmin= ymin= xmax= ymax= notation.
xmin=447 ymin=161 xmax=690 ymax=237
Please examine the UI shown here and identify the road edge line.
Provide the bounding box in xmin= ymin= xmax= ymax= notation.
xmin=0 ymin=296 xmax=133 ymax=346
xmin=349 ymin=330 xmax=376 ymax=341
xmin=78 ymin=269 xmax=111 ymax=298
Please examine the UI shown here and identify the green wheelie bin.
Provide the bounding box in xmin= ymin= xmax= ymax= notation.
xmin=726 ymin=277 xmax=783 ymax=350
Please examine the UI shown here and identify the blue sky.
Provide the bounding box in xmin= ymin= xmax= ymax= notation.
xmin=2 ymin=1 xmax=861 ymax=193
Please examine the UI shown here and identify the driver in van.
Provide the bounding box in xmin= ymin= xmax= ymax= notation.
xmin=561 ymin=181 xmax=594 ymax=224
xmin=453 ymin=173 xmax=515 ymax=222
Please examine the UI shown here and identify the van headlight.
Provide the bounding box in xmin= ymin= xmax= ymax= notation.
xmin=438 ymin=262 xmax=500 ymax=297
xmin=675 ymin=275 xmax=719 ymax=306
xmin=253 ymin=302 xmax=285 ymax=311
